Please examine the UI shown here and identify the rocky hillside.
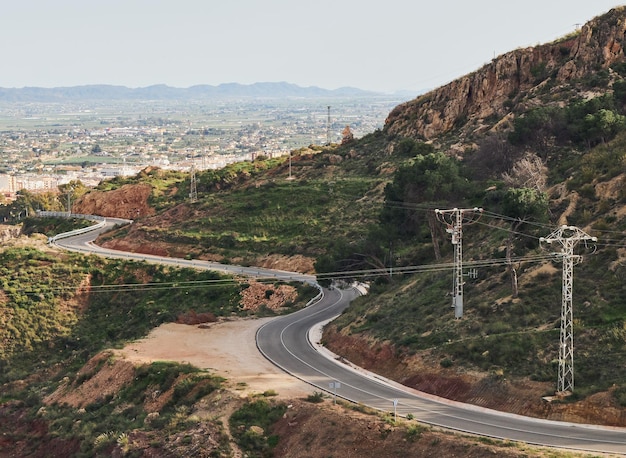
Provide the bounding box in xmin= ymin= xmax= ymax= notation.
xmin=385 ymin=6 xmax=626 ymax=142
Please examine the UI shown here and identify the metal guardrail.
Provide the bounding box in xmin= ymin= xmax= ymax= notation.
xmin=36 ymin=210 xmax=105 ymax=221
xmin=305 ymin=285 xmax=324 ymax=307
xmin=36 ymin=210 xmax=107 ymax=243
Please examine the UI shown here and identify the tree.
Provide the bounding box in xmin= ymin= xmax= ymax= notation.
xmin=612 ymin=79 xmax=626 ymax=108
xmin=501 ymin=187 xmax=549 ymax=297
xmin=582 ymin=109 xmax=626 ymax=145
xmin=502 ymin=152 xmax=547 ymax=191
xmin=508 ymin=106 xmax=566 ymax=156
xmin=467 ymin=133 xmax=521 ymax=180
xmin=393 ymin=138 xmax=436 ymax=158
xmin=0 ymin=190 xmax=66 ymax=222
xmin=382 ymin=152 xmax=467 ymax=259
xmin=565 ymin=95 xmax=625 ymax=147
xmin=314 ymin=232 xmax=390 ymax=284
xmin=58 ymin=180 xmax=88 ymax=213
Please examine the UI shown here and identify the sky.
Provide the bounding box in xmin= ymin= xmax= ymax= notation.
xmin=1 ymin=1 xmax=624 ymax=93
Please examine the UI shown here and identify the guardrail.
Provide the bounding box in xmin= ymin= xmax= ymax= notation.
xmin=36 ymin=211 xmax=107 ymax=243
xmin=305 ymin=284 xmax=324 ymax=307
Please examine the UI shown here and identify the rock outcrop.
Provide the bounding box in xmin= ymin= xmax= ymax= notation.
xmin=384 ymin=7 xmax=626 ymax=141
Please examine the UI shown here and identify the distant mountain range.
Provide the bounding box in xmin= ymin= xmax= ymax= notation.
xmin=0 ymin=82 xmax=411 ymax=102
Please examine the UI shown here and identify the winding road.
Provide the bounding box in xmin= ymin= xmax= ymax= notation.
xmin=52 ymin=217 xmax=316 ymax=284
xmin=52 ymin=217 xmax=626 ymax=455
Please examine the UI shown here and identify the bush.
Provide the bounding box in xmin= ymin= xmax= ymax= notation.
xmin=229 ymin=399 xmax=287 ymax=457
xmin=405 ymin=424 xmax=426 ymax=442
xmin=613 ymin=385 xmax=626 ymax=406
xmin=305 ymin=391 xmax=325 ymax=403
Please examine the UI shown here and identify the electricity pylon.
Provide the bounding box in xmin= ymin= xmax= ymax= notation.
xmin=435 ymin=207 xmax=483 ymax=319
xmin=540 ymin=225 xmax=597 ymax=394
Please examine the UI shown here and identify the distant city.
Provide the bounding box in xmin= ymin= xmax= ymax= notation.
xmin=0 ymin=86 xmax=412 ymax=199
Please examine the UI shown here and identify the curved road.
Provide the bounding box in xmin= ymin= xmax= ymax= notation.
xmin=53 ymin=218 xmax=316 ymax=284
xmin=53 ymin=218 xmax=626 ymax=455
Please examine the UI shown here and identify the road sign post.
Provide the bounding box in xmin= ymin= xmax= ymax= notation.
xmin=329 ymin=381 xmax=341 ymax=404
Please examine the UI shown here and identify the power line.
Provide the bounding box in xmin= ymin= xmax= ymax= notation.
xmin=314 ymin=253 xmax=559 ymax=280
xmin=381 ymin=199 xmax=626 ymax=246
xmin=18 ymin=252 xmax=560 ymax=297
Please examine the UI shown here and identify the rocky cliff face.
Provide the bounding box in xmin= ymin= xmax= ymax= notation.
xmin=385 ymin=7 xmax=626 ymax=141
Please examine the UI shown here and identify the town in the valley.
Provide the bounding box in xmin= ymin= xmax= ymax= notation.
xmin=0 ymin=95 xmax=406 ymax=201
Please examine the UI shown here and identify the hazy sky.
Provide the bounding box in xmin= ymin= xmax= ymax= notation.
xmin=1 ymin=1 xmax=624 ymax=93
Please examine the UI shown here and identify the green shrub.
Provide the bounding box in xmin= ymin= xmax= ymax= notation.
xmin=305 ymin=391 xmax=325 ymax=403
xmin=613 ymin=385 xmax=626 ymax=406
xmin=405 ymin=424 xmax=426 ymax=442
xmin=229 ymin=399 xmax=287 ymax=457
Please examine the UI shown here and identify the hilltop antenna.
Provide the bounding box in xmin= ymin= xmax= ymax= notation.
xmin=539 ymin=225 xmax=597 ymax=394
xmin=189 ymin=161 xmax=198 ymax=203
xmin=326 ymin=105 xmax=331 ymax=145
xmin=435 ymin=207 xmax=483 ymax=319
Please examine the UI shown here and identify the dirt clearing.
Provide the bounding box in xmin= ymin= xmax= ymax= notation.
xmin=113 ymin=318 xmax=312 ymax=399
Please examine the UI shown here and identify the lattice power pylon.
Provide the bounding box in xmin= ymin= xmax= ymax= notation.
xmin=435 ymin=207 xmax=483 ymax=319
xmin=540 ymin=225 xmax=597 ymax=394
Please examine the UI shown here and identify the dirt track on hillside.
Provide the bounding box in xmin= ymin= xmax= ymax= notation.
xmin=114 ymin=318 xmax=312 ymax=399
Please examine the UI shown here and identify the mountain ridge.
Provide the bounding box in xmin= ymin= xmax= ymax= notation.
xmin=385 ymin=6 xmax=626 ymax=142
xmin=0 ymin=81 xmax=386 ymax=102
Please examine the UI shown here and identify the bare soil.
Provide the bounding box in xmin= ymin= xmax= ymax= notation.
xmin=272 ymin=400 xmax=558 ymax=458
xmin=113 ymin=318 xmax=312 ymax=399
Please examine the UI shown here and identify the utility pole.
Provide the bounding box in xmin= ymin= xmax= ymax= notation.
xmin=435 ymin=207 xmax=483 ymax=319
xmin=326 ymin=106 xmax=331 ymax=145
xmin=540 ymin=225 xmax=597 ymax=394
xmin=189 ymin=162 xmax=198 ymax=203
xmin=66 ymin=183 xmax=75 ymax=217
xmin=287 ymin=150 xmax=294 ymax=180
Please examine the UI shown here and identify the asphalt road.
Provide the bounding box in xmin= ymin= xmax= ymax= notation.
xmin=53 ymin=218 xmax=316 ymax=284
xmin=53 ymin=218 xmax=626 ymax=455
xmin=257 ymin=286 xmax=626 ymax=454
